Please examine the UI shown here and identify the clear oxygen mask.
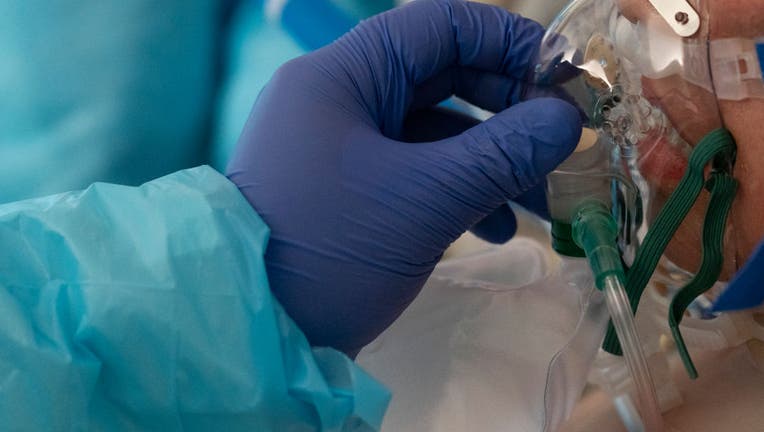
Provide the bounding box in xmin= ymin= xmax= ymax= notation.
xmin=524 ymin=0 xmax=746 ymax=429
xmin=531 ymin=0 xmax=736 ymax=259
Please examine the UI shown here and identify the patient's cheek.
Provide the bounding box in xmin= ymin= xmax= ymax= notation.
xmin=615 ymin=0 xmax=764 ymax=274
xmin=722 ymin=99 xmax=764 ymax=268
xmin=636 ymin=133 xmax=686 ymax=193
xmin=641 ymin=77 xmax=721 ymax=145
xmin=709 ymin=0 xmax=764 ymax=269
xmin=635 ymin=98 xmax=759 ymax=277
xmin=648 ymin=188 xmax=737 ymax=280
xmin=634 ymin=118 xmax=736 ymax=279
xmin=660 ymin=192 xmax=704 ymax=274
xmin=637 ymin=136 xmax=701 ymax=277
xmin=616 ymin=0 xmax=646 ymax=21
xmin=708 ymin=0 xmax=764 ymax=38
xmin=637 ymin=99 xmax=762 ymax=278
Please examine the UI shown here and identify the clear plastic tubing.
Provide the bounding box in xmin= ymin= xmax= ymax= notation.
xmin=602 ymin=274 xmax=663 ymax=431
xmin=571 ymin=201 xmax=663 ymax=431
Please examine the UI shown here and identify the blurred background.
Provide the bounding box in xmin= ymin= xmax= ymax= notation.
xmin=0 ymin=0 xmax=568 ymax=204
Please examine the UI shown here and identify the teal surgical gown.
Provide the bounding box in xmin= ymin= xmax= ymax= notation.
xmin=0 ymin=1 xmax=225 ymax=204
xmin=0 ymin=166 xmax=389 ymax=431
xmin=0 ymin=0 xmax=397 ymax=203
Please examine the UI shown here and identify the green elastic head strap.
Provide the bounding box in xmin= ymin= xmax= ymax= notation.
xmin=601 ymin=128 xmax=737 ymax=379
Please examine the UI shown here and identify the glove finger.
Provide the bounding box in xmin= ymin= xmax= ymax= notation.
xmin=511 ymin=180 xmax=551 ymax=220
xmin=469 ymin=203 xmax=518 ymax=244
xmin=409 ymin=67 xmax=525 ymax=113
xmin=470 ymin=182 xmax=551 ymax=244
xmin=375 ymin=0 xmax=545 ymax=82
xmin=327 ymin=0 xmax=545 ymax=136
xmin=410 ymin=67 xmax=588 ymax=122
xmin=359 ymin=0 xmax=544 ymax=84
xmin=401 ymin=106 xmax=480 ymax=143
xmin=442 ymin=97 xmax=581 ymax=208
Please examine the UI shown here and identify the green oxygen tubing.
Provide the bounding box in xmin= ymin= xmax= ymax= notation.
xmin=547 ymin=126 xmax=664 ymax=431
xmin=571 ymin=201 xmax=664 ymax=432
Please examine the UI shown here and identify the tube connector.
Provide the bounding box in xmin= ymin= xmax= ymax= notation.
xmin=572 ymin=201 xmax=626 ymax=290
xmin=572 ymin=201 xmax=663 ymax=430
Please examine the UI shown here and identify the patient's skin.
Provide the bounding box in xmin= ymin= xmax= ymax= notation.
xmin=618 ymin=0 xmax=764 ymax=277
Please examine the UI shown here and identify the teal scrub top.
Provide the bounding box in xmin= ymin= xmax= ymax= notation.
xmin=0 ymin=166 xmax=390 ymax=431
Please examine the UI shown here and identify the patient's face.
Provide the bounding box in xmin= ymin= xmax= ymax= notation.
xmin=617 ymin=0 xmax=764 ymax=277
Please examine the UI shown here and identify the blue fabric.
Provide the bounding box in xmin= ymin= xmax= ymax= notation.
xmin=0 ymin=0 xmax=393 ymax=199
xmin=713 ymin=240 xmax=764 ymax=311
xmin=0 ymin=1 xmax=224 ymax=203
xmin=282 ymin=0 xmax=357 ymax=51
xmin=0 ymin=166 xmax=389 ymax=431
xmin=331 ymin=0 xmax=397 ymax=19
xmin=227 ymin=0 xmax=582 ymax=356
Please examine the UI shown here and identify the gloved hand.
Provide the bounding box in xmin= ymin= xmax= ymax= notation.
xmin=227 ymin=0 xmax=582 ymax=356
xmin=713 ymin=240 xmax=764 ymax=311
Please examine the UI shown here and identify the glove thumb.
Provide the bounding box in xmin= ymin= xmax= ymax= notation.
xmin=444 ymin=97 xmax=581 ymax=209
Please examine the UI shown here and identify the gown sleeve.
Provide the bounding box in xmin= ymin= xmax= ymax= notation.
xmin=0 ymin=165 xmax=390 ymax=431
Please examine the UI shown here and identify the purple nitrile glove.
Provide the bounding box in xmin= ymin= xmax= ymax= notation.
xmin=227 ymin=0 xmax=582 ymax=356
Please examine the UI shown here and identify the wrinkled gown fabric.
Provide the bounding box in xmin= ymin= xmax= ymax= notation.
xmin=0 ymin=166 xmax=389 ymax=431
